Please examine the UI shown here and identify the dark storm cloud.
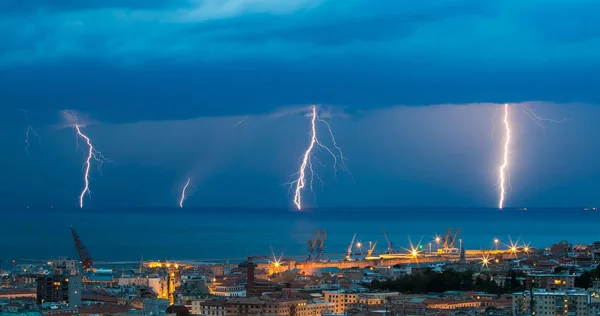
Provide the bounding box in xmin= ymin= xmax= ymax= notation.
xmin=0 ymin=0 xmax=188 ymax=13
xmin=214 ymin=0 xmax=495 ymax=46
xmin=0 ymin=0 xmax=599 ymax=125
xmin=525 ymin=1 xmax=600 ymax=43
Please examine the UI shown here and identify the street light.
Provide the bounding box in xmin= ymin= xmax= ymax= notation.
xmin=494 ymin=238 xmax=499 ymax=250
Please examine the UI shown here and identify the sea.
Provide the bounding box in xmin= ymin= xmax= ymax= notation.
xmin=1 ymin=207 xmax=598 ymax=265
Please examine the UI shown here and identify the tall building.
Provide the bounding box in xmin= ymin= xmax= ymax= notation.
xmin=36 ymin=274 xmax=82 ymax=307
xmin=512 ymin=289 xmax=590 ymax=316
xmin=36 ymin=259 xmax=83 ymax=307
xmin=240 ymin=257 xmax=280 ymax=297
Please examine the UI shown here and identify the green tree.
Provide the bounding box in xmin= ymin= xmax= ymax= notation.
xmin=367 ymin=269 xmax=515 ymax=294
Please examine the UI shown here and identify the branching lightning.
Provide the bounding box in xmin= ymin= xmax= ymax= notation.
xmin=498 ymin=104 xmax=511 ymax=209
xmin=20 ymin=109 xmax=40 ymax=155
xmin=523 ymin=106 xmax=567 ymax=131
xmin=74 ymin=125 xmax=112 ymax=208
xmin=317 ymin=117 xmax=350 ymax=177
xmin=495 ymin=104 xmax=566 ymax=209
xmin=179 ymin=177 xmax=198 ymax=208
xmin=288 ymin=105 xmax=348 ymax=210
xmin=233 ymin=116 xmax=249 ymax=140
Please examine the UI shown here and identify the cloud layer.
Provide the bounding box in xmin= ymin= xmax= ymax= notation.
xmin=0 ymin=0 xmax=599 ymax=124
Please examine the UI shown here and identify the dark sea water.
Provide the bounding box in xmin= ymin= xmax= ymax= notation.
xmin=1 ymin=207 xmax=599 ymax=264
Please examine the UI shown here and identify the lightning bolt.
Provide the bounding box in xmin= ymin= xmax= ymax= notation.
xmin=288 ymin=105 xmax=348 ymax=210
xmin=496 ymin=104 xmax=565 ymax=209
xmin=490 ymin=105 xmax=499 ymax=142
xmin=522 ymin=106 xmax=567 ymax=131
xmin=20 ymin=109 xmax=40 ymax=155
xmin=233 ymin=116 xmax=249 ymax=140
xmin=75 ymin=125 xmax=112 ymax=208
xmin=179 ymin=177 xmax=196 ymax=208
xmin=498 ymin=104 xmax=511 ymax=210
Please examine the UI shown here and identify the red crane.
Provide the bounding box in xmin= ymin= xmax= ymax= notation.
xmin=71 ymin=226 xmax=93 ymax=270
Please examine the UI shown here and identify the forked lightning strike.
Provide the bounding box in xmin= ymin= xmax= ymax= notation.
xmin=498 ymin=104 xmax=511 ymax=209
xmin=495 ymin=104 xmax=565 ymax=209
xmin=289 ymin=105 xmax=348 ymax=210
xmin=522 ymin=106 xmax=567 ymax=130
xmin=75 ymin=125 xmax=111 ymax=208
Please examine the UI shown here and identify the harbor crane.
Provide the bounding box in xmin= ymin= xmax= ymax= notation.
xmin=382 ymin=227 xmax=394 ymax=254
xmin=441 ymin=228 xmax=461 ymax=253
xmin=71 ymin=226 xmax=93 ymax=271
xmin=366 ymin=241 xmax=378 ymax=258
xmin=345 ymin=233 xmax=357 ymax=261
xmin=307 ymin=230 xmax=326 ymax=261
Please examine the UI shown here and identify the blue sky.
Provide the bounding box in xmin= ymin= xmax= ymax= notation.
xmin=0 ymin=0 xmax=599 ymax=208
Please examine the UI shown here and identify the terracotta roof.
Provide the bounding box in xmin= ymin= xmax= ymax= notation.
xmin=201 ymin=300 xmax=227 ymax=307
xmin=82 ymin=294 xmax=120 ymax=303
xmin=0 ymin=289 xmax=36 ymax=295
xmin=79 ymin=305 xmax=131 ymax=314
xmin=424 ymin=299 xmax=482 ymax=305
xmin=536 ymin=262 xmax=559 ymax=266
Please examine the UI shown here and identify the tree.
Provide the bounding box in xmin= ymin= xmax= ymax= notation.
xmin=575 ymin=272 xmax=592 ymax=289
xmin=485 ymin=306 xmax=498 ymax=312
xmin=166 ymin=305 xmax=190 ymax=316
xmin=367 ymin=269 xmax=512 ymax=294
xmin=554 ymin=266 xmax=566 ymax=274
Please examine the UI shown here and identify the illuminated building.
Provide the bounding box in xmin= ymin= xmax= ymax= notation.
xmin=36 ymin=274 xmax=82 ymax=307
xmin=199 ymin=298 xmax=335 ymax=316
xmin=512 ymin=289 xmax=589 ymax=316
xmin=210 ymin=282 xmax=246 ymax=297
xmin=117 ymin=276 xmax=162 ymax=296
xmin=525 ymin=274 xmax=576 ymax=290
xmin=240 ymin=257 xmax=281 ymax=297
xmin=323 ymin=291 xmax=399 ymax=314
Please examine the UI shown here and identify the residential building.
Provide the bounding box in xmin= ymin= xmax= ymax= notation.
xmin=526 ymin=274 xmax=577 ymax=290
xmin=323 ymin=291 xmax=399 ymax=314
xmin=142 ymin=298 xmax=170 ymax=315
xmin=198 ymin=300 xmax=227 ymax=316
xmin=49 ymin=258 xmax=79 ymax=276
xmin=512 ymin=289 xmax=590 ymax=316
xmin=197 ymin=298 xmax=335 ymax=316
xmin=211 ymin=283 xmax=246 ymax=297
xmin=36 ymin=274 xmax=82 ymax=307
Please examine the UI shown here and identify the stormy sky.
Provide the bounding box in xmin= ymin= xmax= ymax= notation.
xmin=0 ymin=0 xmax=599 ymax=208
